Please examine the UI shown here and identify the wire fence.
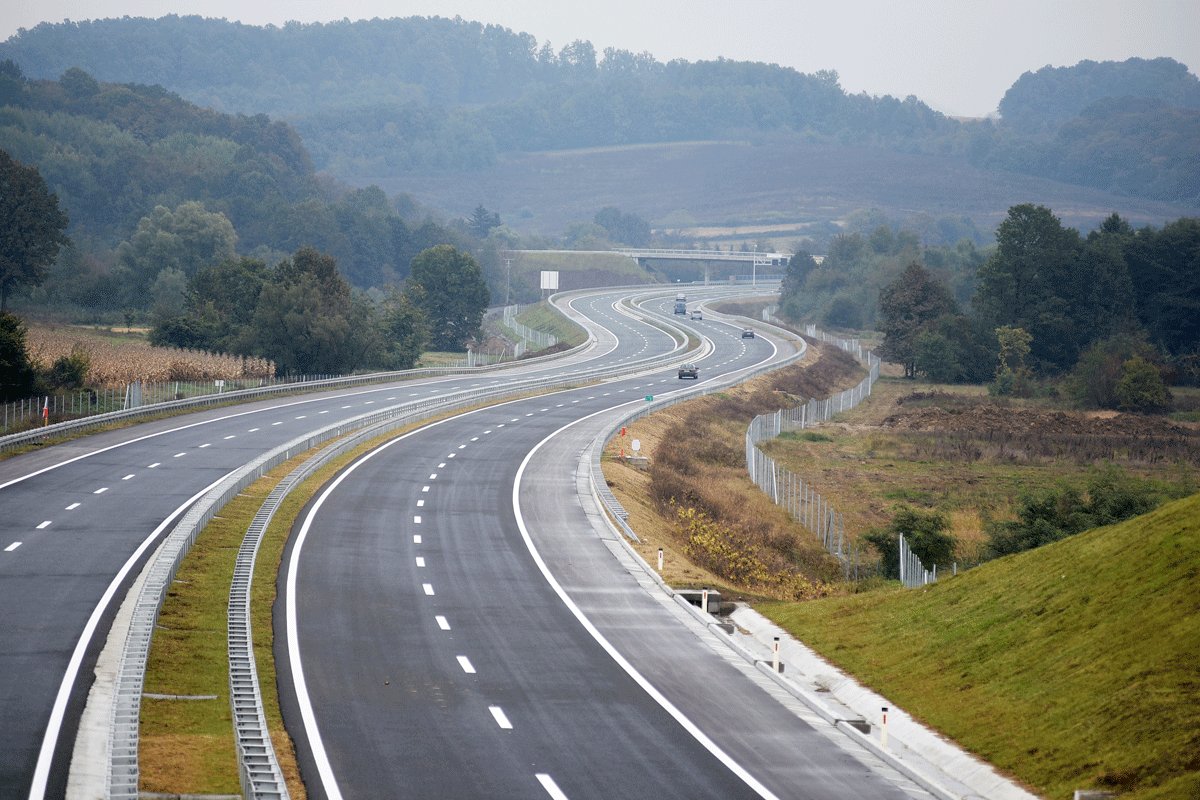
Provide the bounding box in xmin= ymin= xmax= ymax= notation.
xmin=899 ymin=533 xmax=939 ymax=588
xmin=1 ymin=373 xmax=349 ymax=435
xmin=502 ymin=304 xmax=559 ymax=356
xmin=744 ymin=328 xmax=885 ymax=581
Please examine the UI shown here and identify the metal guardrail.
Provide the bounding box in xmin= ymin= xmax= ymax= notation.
xmin=101 ymin=290 xmax=700 ymax=799
xmin=0 ymin=330 xmax=602 ymax=454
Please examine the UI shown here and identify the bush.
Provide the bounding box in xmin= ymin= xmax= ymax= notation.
xmin=1116 ymin=356 xmax=1172 ymax=412
xmin=45 ymin=346 xmax=90 ymax=389
xmin=864 ymin=506 xmax=955 ymax=579
xmin=985 ymin=468 xmax=1174 ymax=558
xmin=0 ymin=312 xmax=37 ymax=401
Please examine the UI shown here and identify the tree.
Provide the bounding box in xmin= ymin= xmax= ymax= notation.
xmin=248 ymin=247 xmax=356 ymax=375
xmin=0 ymin=312 xmax=37 ymax=400
xmin=0 ymin=150 xmax=70 ymax=311
xmin=974 ymin=205 xmax=1083 ymax=371
xmin=993 ymin=326 xmax=1033 ymax=396
xmin=467 ymin=205 xmax=502 ymax=239
xmin=380 ymin=292 xmax=429 ymax=370
xmin=114 ymin=202 xmax=237 ymax=303
xmin=1115 ymin=357 xmax=1171 ymax=412
xmin=404 ymin=245 xmax=489 ymax=351
xmin=877 ymin=262 xmax=958 ymax=378
xmin=1066 ymin=334 xmax=1159 ymax=409
xmin=864 ymin=507 xmax=955 ymax=580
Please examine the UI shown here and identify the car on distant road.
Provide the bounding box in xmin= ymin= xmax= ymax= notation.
xmin=677 ymin=362 xmax=699 ymax=379
xmin=741 ymin=328 xmax=755 ymax=338
xmin=690 ymin=310 xmax=703 ymax=320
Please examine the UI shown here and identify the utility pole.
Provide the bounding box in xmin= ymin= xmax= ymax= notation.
xmin=504 ymin=257 xmax=513 ymax=305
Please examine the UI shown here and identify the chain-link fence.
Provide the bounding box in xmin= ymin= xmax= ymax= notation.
xmin=502 ymin=304 xmax=558 ymax=357
xmin=745 ymin=329 xmax=882 ymax=580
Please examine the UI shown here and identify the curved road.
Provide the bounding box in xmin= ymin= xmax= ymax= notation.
xmin=281 ymin=296 xmax=926 ymax=799
xmin=0 ymin=289 xmax=686 ymax=799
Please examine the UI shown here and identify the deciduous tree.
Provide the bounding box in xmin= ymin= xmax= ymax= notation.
xmin=877 ymin=262 xmax=957 ymax=378
xmin=404 ymin=245 xmax=489 ymax=351
xmin=0 ymin=150 xmax=69 ymax=311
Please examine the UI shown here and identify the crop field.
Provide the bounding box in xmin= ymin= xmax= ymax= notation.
xmin=384 ymin=138 xmax=1200 ymax=238
xmin=25 ymin=324 xmax=275 ymax=385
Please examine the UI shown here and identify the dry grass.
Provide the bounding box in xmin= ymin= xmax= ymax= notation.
xmin=25 ymin=323 xmax=274 ymax=386
xmin=606 ymin=340 xmax=870 ymax=599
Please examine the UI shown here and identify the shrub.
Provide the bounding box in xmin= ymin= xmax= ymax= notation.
xmin=864 ymin=506 xmax=955 ymax=579
xmin=1116 ymin=356 xmax=1172 ymax=412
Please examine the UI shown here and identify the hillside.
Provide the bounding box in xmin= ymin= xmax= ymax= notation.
xmin=5 ymin=17 xmax=1197 ymax=212
xmin=760 ymin=493 xmax=1200 ymax=800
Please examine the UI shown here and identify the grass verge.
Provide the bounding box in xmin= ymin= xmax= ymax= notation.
xmin=758 ymin=494 xmax=1200 ymax=800
xmin=514 ymin=301 xmax=588 ymax=347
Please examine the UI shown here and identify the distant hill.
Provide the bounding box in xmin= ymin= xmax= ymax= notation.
xmin=2 ymin=18 xmax=1197 ymax=230
xmin=0 ymin=62 xmax=460 ymax=306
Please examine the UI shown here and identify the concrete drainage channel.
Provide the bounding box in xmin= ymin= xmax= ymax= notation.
xmin=81 ymin=290 xmax=714 ymax=800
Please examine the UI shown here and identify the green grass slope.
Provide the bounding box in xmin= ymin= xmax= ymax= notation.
xmin=759 ymin=493 xmax=1200 ymax=800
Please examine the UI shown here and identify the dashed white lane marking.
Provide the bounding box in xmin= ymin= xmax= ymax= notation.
xmin=470 ymin=437 xmax=479 ymax=442
xmin=458 ymin=444 xmax=467 ymax=450
xmin=497 ymin=423 xmax=505 ymax=428
xmin=510 ymin=418 xmax=519 ymax=422
xmin=422 ymin=583 xmax=435 ymax=596
xmin=248 ymin=427 xmax=260 ymax=433
xmin=223 ymin=435 xmax=236 ymax=440
xmin=525 ymin=413 xmax=534 ymax=417
xmin=319 ymin=410 xmax=329 ymax=414
xmin=435 ymin=615 xmax=450 ymax=631
xmin=555 ymin=404 xmax=564 ymax=407
xmin=421 ymin=486 xmax=430 ymax=493
xmin=272 ymin=421 xmax=283 ymax=426
xmin=489 ymin=706 xmax=513 ymax=730
xmin=93 ymin=487 xmax=108 ymax=495
xmin=428 ymin=473 xmax=438 ymax=480
xmin=415 ymin=557 xmax=425 ymax=568
xmin=387 ymin=396 xmax=396 ymax=400
xmin=173 ymin=452 xmax=187 ymax=458
xmin=484 ymin=430 xmax=492 ymax=435
xmin=447 ymin=454 xmax=456 ymax=459
xmin=539 ymin=408 xmax=549 ymax=412
xmin=414 ymin=516 xmax=422 ymax=524
xmin=199 ymin=443 xmax=212 ymax=448
xmin=122 ymin=474 xmax=134 ymax=481
xmin=147 ymin=463 xmax=160 ymax=469
xmin=65 ymin=503 xmax=80 ymax=510
xmin=438 ymin=462 xmax=446 ymax=468
xmin=537 ymin=773 xmax=569 ymax=800
xmin=36 ymin=521 xmax=52 ymax=530
xmin=571 ymin=400 xmax=579 ymax=404
xmin=417 ymin=500 xmax=425 ymax=507
xmin=364 ymin=401 xmax=375 ymax=405
xmin=5 ymin=542 xmax=21 ymax=552
xmin=413 ymin=535 xmax=422 ymax=544
xmin=456 ymin=656 xmax=476 ymax=674
xmin=295 ymin=415 xmax=307 ymax=420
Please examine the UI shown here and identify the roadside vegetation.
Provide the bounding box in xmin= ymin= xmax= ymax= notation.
xmin=605 ymin=339 xmax=1198 ymax=799
xmin=760 ymin=494 xmax=1200 ymax=800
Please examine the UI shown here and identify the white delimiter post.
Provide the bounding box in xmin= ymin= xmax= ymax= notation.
xmin=701 ymin=588 xmax=709 ymax=614
xmin=657 ymin=548 xmax=663 ymax=572
xmin=881 ymin=706 xmax=889 ymax=748
xmin=772 ymin=636 xmax=780 ymax=672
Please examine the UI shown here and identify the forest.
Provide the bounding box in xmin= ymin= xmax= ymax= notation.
xmin=2 ymin=17 xmax=1197 ymax=204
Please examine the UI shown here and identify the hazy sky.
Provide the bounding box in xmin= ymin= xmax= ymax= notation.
xmin=2 ymin=1 xmax=1197 ymax=117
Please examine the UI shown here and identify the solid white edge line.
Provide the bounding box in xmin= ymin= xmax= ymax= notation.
xmin=28 ymin=469 xmax=236 ymax=800
xmin=276 ymin=293 xmax=751 ymax=797
xmin=511 ymin=397 xmax=781 ymax=799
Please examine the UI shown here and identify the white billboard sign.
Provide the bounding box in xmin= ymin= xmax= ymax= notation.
xmin=540 ymin=270 xmax=560 ymax=291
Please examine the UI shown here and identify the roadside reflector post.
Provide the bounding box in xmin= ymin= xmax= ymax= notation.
xmin=881 ymin=706 xmax=889 ymax=748
xmin=772 ymin=636 xmax=780 ymax=673
xmin=701 ymin=588 xmax=709 ymax=614
xmin=657 ymin=548 xmax=663 ymax=572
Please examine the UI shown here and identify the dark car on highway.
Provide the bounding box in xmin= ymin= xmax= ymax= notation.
xmin=741 ymin=328 xmax=755 ymax=338
xmin=677 ymin=362 xmax=699 ymax=379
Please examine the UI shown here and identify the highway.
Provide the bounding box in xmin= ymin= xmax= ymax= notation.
xmin=0 ymin=289 xmax=682 ymax=799
xmin=280 ymin=294 xmax=926 ymax=799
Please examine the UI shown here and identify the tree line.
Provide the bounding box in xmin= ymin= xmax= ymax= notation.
xmin=860 ymin=204 xmax=1199 ymax=409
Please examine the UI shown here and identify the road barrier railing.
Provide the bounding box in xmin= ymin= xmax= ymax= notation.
xmin=98 ymin=290 xmax=701 ymax=799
